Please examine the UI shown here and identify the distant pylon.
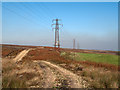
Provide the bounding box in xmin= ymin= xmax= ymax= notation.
xmin=51 ymin=19 xmax=63 ymax=48
xmin=77 ymin=42 xmax=79 ymax=49
xmin=73 ymin=39 xmax=75 ymax=49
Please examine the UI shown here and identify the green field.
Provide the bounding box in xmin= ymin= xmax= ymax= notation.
xmin=61 ymin=52 xmax=119 ymax=65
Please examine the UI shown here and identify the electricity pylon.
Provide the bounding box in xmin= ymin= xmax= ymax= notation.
xmin=52 ymin=19 xmax=63 ymax=49
xmin=77 ymin=42 xmax=79 ymax=49
xmin=73 ymin=39 xmax=75 ymax=49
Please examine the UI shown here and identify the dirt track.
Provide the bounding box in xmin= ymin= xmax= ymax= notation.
xmin=13 ymin=49 xmax=32 ymax=62
xmin=12 ymin=49 xmax=87 ymax=88
xmin=40 ymin=60 xmax=86 ymax=88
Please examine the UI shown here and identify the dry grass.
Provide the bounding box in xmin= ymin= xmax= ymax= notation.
xmin=2 ymin=59 xmax=27 ymax=88
xmin=2 ymin=59 xmax=43 ymax=88
xmin=59 ymin=62 xmax=120 ymax=88
xmin=3 ymin=75 xmax=27 ymax=88
xmin=80 ymin=67 xmax=119 ymax=88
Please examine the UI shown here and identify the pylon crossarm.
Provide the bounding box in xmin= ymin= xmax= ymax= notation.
xmin=51 ymin=24 xmax=56 ymax=27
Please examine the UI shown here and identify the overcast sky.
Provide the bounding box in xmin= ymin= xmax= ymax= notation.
xmin=2 ymin=2 xmax=118 ymax=51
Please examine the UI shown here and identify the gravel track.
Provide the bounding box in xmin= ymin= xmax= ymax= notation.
xmin=40 ymin=60 xmax=86 ymax=88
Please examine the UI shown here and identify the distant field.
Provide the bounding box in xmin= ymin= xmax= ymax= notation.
xmin=61 ymin=52 xmax=119 ymax=65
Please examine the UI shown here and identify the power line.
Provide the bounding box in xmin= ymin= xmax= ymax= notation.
xmin=37 ymin=3 xmax=54 ymax=20
xmin=2 ymin=6 xmax=36 ymax=24
xmin=3 ymin=5 xmax=49 ymax=30
xmin=20 ymin=3 xmax=50 ymax=27
xmin=5 ymin=2 xmax=60 ymax=30
xmin=40 ymin=2 xmax=57 ymax=18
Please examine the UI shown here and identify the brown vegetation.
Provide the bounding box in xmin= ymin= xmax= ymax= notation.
xmin=2 ymin=46 xmax=24 ymax=58
xmin=23 ymin=48 xmax=119 ymax=71
xmin=23 ymin=48 xmax=119 ymax=88
xmin=2 ymin=58 xmax=44 ymax=88
xmin=59 ymin=63 xmax=120 ymax=88
xmin=2 ymin=44 xmax=120 ymax=88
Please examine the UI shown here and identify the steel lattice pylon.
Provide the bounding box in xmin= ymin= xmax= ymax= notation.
xmin=52 ymin=19 xmax=63 ymax=49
